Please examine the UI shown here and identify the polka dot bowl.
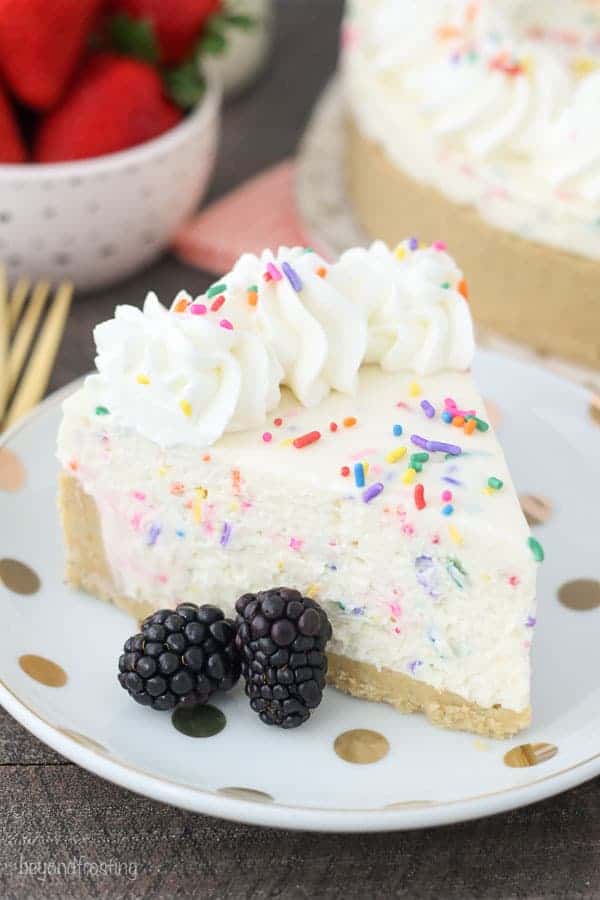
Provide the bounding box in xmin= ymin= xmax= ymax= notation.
xmin=0 ymin=83 xmax=220 ymax=291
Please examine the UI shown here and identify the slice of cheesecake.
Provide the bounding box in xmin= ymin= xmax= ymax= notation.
xmin=58 ymin=241 xmax=540 ymax=738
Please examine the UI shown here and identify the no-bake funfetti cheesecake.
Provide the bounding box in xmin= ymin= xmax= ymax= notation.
xmin=343 ymin=0 xmax=600 ymax=368
xmin=58 ymin=241 xmax=541 ymax=738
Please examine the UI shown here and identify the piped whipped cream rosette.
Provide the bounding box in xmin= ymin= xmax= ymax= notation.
xmin=84 ymin=242 xmax=474 ymax=448
xmin=87 ymin=291 xmax=283 ymax=447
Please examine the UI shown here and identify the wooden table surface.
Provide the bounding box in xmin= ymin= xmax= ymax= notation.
xmin=2 ymin=2 xmax=599 ymax=897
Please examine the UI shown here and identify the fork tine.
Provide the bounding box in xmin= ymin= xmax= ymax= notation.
xmin=0 ymin=263 xmax=8 ymax=419
xmin=7 ymin=279 xmax=50 ymax=397
xmin=9 ymin=276 xmax=31 ymax=331
xmin=4 ymin=281 xmax=73 ymax=431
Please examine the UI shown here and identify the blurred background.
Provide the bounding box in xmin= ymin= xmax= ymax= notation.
xmin=0 ymin=0 xmax=344 ymax=425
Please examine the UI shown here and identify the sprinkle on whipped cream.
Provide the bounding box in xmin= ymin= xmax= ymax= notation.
xmin=82 ymin=240 xmax=474 ymax=449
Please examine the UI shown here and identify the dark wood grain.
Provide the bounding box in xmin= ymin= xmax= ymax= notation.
xmin=2 ymin=1 xmax=599 ymax=897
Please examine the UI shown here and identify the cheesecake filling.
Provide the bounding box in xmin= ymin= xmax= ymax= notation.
xmin=59 ymin=365 xmax=536 ymax=715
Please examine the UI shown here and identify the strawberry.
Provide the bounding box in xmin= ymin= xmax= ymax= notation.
xmin=0 ymin=0 xmax=104 ymax=110
xmin=34 ymin=54 xmax=182 ymax=163
xmin=0 ymin=83 xmax=26 ymax=162
xmin=107 ymin=0 xmax=222 ymax=64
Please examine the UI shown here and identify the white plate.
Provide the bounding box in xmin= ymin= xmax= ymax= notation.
xmin=1 ymin=352 xmax=599 ymax=832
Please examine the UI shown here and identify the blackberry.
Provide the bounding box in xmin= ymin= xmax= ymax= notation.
xmin=235 ymin=587 xmax=332 ymax=728
xmin=118 ymin=603 xmax=240 ymax=710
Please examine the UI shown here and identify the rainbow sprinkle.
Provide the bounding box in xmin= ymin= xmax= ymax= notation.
xmin=386 ymin=446 xmax=407 ymax=464
xmin=95 ymin=406 xmax=109 ymax=416
xmin=448 ymin=525 xmax=463 ymax=545
xmin=147 ymin=524 xmax=161 ymax=546
xmin=363 ymin=482 xmax=384 ymax=503
xmin=420 ymin=400 xmax=435 ymax=418
xmin=179 ymin=399 xmax=192 ymax=417
xmin=174 ymin=297 xmax=189 ymax=313
xmin=528 ymin=536 xmax=544 ymax=562
xmin=265 ymin=262 xmax=282 ymax=282
xmin=411 ymin=435 xmax=462 ymax=456
xmin=190 ymin=303 xmax=207 ymax=315
xmin=393 ymin=424 xmax=403 ymax=436
xmin=207 ymin=283 xmax=226 ymax=298
xmin=220 ymin=522 xmax=232 ymax=547
xmin=210 ymin=295 xmax=226 ymax=312
xmin=293 ymin=431 xmax=321 ymax=449
xmin=282 ymin=261 xmax=303 ymax=292
xmin=465 ymin=416 xmax=490 ymax=432
xmin=414 ymin=483 xmax=426 ymax=510
xmin=354 ymin=462 xmax=365 ymax=487
xmin=487 ymin=477 xmax=504 ymax=491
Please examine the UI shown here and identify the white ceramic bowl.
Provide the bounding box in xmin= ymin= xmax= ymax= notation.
xmin=0 ymin=84 xmax=221 ymax=291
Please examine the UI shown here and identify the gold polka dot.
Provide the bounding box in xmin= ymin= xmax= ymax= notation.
xmin=504 ymin=742 xmax=558 ymax=768
xmin=58 ymin=728 xmax=108 ymax=755
xmin=0 ymin=448 xmax=26 ymax=492
xmin=520 ymin=494 xmax=553 ymax=527
xmin=589 ymin=395 xmax=600 ymax=427
xmin=19 ymin=655 xmax=67 ymax=688
xmin=334 ymin=729 xmax=390 ymax=765
xmin=483 ymin=398 xmax=501 ymax=431
xmin=217 ymin=787 xmax=274 ymax=804
xmin=558 ymin=579 xmax=600 ymax=611
xmin=0 ymin=559 xmax=40 ymax=594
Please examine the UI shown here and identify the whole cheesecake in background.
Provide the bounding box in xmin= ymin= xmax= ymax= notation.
xmin=58 ymin=240 xmax=541 ymax=738
xmin=342 ymin=0 xmax=600 ymax=369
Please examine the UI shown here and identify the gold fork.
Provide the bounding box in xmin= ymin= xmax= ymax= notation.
xmin=0 ymin=264 xmax=73 ymax=433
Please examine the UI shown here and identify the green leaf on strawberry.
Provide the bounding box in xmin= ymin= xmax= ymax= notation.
xmin=163 ymin=58 xmax=206 ymax=109
xmin=222 ymin=13 xmax=255 ymax=31
xmin=198 ymin=30 xmax=226 ymax=55
xmin=107 ymin=12 xmax=160 ymax=63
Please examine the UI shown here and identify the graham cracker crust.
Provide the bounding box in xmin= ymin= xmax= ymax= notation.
xmin=327 ymin=653 xmax=530 ymax=739
xmin=58 ymin=472 xmax=155 ymax=623
xmin=347 ymin=117 xmax=600 ymax=370
xmin=60 ymin=473 xmax=530 ymax=738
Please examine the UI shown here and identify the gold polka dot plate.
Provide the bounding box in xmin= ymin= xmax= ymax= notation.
xmin=0 ymin=363 xmax=599 ymax=832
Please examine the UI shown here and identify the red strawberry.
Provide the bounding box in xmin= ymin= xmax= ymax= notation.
xmin=0 ymin=83 xmax=26 ymax=162
xmin=34 ymin=54 xmax=182 ymax=163
xmin=0 ymin=0 xmax=104 ymax=110
xmin=107 ymin=0 xmax=222 ymax=63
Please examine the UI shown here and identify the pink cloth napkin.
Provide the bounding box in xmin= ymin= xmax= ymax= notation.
xmin=173 ymin=159 xmax=322 ymax=274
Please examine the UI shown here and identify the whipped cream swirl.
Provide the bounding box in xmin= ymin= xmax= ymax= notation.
xmin=332 ymin=241 xmax=474 ymax=375
xmin=87 ymin=292 xmax=282 ymax=448
xmin=539 ymin=69 xmax=600 ymax=202
xmin=83 ymin=243 xmax=474 ymax=448
xmin=344 ymin=0 xmax=600 ymax=257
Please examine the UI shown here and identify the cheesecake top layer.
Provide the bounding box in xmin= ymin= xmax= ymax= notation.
xmin=84 ymin=240 xmax=473 ymax=448
xmin=343 ymin=0 xmax=600 ymax=260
